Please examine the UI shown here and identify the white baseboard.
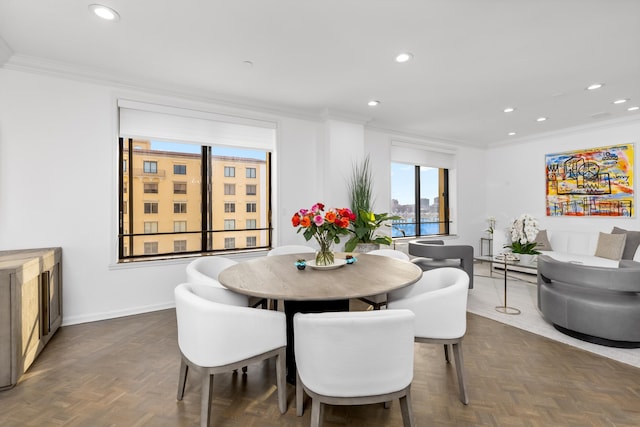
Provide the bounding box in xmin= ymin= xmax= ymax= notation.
xmin=61 ymin=301 xmax=176 ymax=326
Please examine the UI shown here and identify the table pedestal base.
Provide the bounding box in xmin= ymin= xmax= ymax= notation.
xmin=495 ymin=306 xmax=521 ymax=315
xmin=284 ymin=299 xmax=349 ymax=384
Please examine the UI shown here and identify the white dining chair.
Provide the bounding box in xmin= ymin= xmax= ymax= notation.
xmin=267 ymin=245 xmax=316 ymax=256
xmin=294 ymin=309 xmax=416 ymax=427
xmin=360 ymin=249 xmax=411 ymax=309
xmin=387 ymin=267 xmax=470 ymax=404
xmin=174 ymin=283 xmax=287 ymax=426
xmin=186 ymin=256 xmax=266 ymax=308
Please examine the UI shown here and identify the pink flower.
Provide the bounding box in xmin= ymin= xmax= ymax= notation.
xmin=299 ymin=209 xmax=308 ymax=216
xmin=313 ymin=215 xmax=324 ymax=226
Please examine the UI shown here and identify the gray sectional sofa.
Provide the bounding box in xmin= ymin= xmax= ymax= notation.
xmin=537 ymin=254 xmax=640 ymax=347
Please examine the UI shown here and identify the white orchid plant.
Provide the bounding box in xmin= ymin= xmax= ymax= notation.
xmin=505 ymin=213 xmax=540 ymax=254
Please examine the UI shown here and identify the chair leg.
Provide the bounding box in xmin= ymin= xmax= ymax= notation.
xmin=452 ymin=342 xmax=469 ymax=405
xmin=399 ymin=389 xmax=415 ymax=427
xmin=177 ymin=359 xmax=188 ymax=400
xmin=443 ymin=344 xmax=450 ymax=363
xmin=201 ymin=374 xmax=214 ymax=427
xmin=296 ymin=371 xmax=304 ymax=416
xmin=310 ymin=399 xmax=322 ymax=427
xmin=276 ymin=350 xmax=287 ymax=414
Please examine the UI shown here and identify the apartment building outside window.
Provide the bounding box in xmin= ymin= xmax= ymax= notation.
xmin=144 ymin=222 xmax=158 ymax=234
xmin=144 ymin=183 xmax=158 ymax=193
xmin=144 ymin=242 xmax=158 ymax=254
xmin=246 ymin=202 xmax=256 ymax=213
xmin=246 ymin=236 xmax=257 ymax=247
xmin=143 ymin=161 xmax=157 ymax=174
xmin=174 ymin=240 xmax=187 ymax=252
xmin=173 ymin=182 xmax=187 ymax=194
xmin=118 ymin=100 xmax=274 ymax=261
xmin=246 ymin=219 xmax=256 ymax=229
xmin=144 ymin=202 xmax=158 ymax=214
xmin=173 ymin=202 xmax=187 ymax=214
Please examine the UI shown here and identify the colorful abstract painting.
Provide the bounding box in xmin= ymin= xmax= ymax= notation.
xmin=545 ymin=144 xmax=634 ymax=217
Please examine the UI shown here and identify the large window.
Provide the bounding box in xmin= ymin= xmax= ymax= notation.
xmin=119 ymin=139 xmax=271 ymax=260
xmin=118 ymin=100 xmax=275 ymax=261
xmin=391 ymin=163 xmax=449 ymax=237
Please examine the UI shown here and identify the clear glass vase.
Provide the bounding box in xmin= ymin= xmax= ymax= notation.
xmin=315 ymin=234 xmax=335 ymax=266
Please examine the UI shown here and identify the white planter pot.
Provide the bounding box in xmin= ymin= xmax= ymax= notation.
xmin=353 ymin=243 xmax=380 ymax=253
xmin=518 ymin=254 xmax=538 ymax=265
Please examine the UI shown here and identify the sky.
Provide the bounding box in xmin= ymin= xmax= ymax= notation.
xmin=391 ymin=163 xmax=439 ymax=205
xmin=150 ymin=140 xmax=266 ymax=160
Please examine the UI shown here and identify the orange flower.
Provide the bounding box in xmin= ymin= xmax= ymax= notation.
xmin=300 ymin=215 xmax=311 ymax=227
xmin=325 ymin=211 xmax=337 ymax=223
xmin=338 ymin=217 xmax=350 ymax=228
xmin=291 ymin=213 xmax=301 ymax=227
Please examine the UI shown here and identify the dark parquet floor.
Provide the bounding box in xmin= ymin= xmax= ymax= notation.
xmin=1 ymin=306 xmax=639 ymax=426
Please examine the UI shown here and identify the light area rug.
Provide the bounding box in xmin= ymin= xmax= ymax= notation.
xmin=468 ymin=262 xmax=640 ymax=369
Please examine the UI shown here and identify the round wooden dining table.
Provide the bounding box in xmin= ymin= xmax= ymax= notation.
xmin=218 ymin=252 xmax=423 ymax=301
xmin=218 ymin=252 xmax=423 ymax=384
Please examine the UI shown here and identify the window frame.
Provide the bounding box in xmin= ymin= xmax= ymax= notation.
xmin=391 ymin=163 xmax=450 ymax=238
xmin=118 ymin=137 xmax=273 ymax=262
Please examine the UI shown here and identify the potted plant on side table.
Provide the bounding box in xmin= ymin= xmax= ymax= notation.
xmin=504 ymin=213 xmax=540 ymax=265
xmin=345 ymin=155 xmax=401 ymax=253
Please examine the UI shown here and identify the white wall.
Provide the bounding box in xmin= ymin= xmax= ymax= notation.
xmin=486 ymin=118 xmax=640 ymax=250
xmin=0 ymin=67 xmax=485 ymax=325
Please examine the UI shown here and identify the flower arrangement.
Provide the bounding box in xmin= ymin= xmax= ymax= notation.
xmin=291 ymin=203 xmax=355 ymax=265
xmin=486 ymin=216 xmax=496 ymax=235
xmin=505 ymin=213 xmax=540 ymax=255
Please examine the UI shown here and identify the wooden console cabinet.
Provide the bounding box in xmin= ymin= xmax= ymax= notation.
xmin=0 ymin=248 xmax=62 ymax=390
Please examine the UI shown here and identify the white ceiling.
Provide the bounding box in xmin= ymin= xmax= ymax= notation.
xmin=1 ymin=0 xmax=639 ymax=147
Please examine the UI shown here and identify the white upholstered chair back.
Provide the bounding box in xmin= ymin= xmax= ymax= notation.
xmin=367 ymin=248 xmax=411 ymax=261
xmin=267 ymin=245 xmax=316 ymax=256
xmin=174 ymin=283 xmax=288 ymax=423
xmin=388 ymin=267 xmax=468 ymax=339
xmin=387 ymin=267 xmax=470 ymax=404
xmin=185 ymin=256 xmax=247 ymax=307
xmin=294 ymin=309 xmax=416 ymax=426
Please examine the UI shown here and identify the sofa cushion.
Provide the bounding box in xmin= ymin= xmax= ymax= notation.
xmin=541 ymin=251 xmax=619 ymax=268
xmin=533 ymin=229 xmax=552 ymax=251
xmin=611 ymin=226 xmax=640 ymax=260
xmin=594 ymin=232 xmax=626 ymax=260
xmin=547 ymin=230 xmax=600 ymax=255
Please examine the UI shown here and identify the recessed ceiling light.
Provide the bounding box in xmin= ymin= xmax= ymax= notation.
xmin=628 ymin=106 xmax=639 ymax=112
xmin=586 ymin=83 xmax=604 ymax=91
xmin=395 ymin=53 xmax=414 ymax=63
xmin=503 ymin=107 xmax=515 ymax=113
xmin=508 ymin=132 xmax=517 ymax=136
xmin=613 ymin=99 xmax=628 ymax=104
xmin=536 ymin=117 xmax=547 ymax=122
xmin=89 ymin=4 xmax=120 ymax=21
xmin=368 ymin=100 xmax=380 ymax=107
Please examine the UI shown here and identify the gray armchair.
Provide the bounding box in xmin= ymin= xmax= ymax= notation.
xmin=408 ymin=240 xmax=474 ymax=289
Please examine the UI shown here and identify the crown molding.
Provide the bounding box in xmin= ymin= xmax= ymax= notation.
xmin=0 ymin=35 xmax=13 ymax=67
xmin=321 ymin=107 xmax=371 ymax=125
xmin=488 ymin=114 xmax=640 ymax=148
xmin=2 ymin=54 xmax=324 ymax=123
xmin=365 ymin=123 xmax=473 ymax=148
